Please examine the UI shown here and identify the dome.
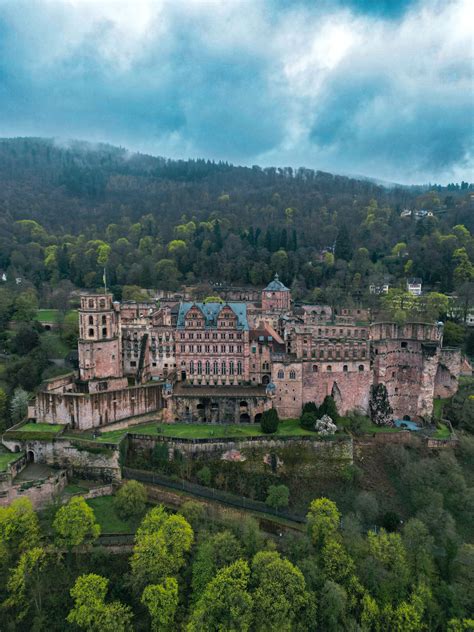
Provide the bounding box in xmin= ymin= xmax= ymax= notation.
xmin=264 ymin=273 xmax=289 ymax=292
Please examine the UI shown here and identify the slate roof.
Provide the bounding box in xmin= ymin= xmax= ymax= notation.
xmin=177 ymin=302 xmax=249 ymax=330
xmin=264 ymin=273 xmax=289 ymax=292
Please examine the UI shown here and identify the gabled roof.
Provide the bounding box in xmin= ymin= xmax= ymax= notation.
xmin=263 ymin=273 xmax=289 ymax=292
xmin=177 ymin=302 xmax=249 ymax=330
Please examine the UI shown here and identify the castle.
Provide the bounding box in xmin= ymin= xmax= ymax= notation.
xmin=33 ymin=275 xmax=462 ymax=430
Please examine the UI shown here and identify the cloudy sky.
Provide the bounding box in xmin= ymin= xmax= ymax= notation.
xmin=0 ymin=0 xmax=472 ymax=183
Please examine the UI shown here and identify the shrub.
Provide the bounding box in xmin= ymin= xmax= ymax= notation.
xmin=300 ymin=412 xmax=317 ymax=431
xmin=260 ymin=409 xmax=279 ymax=434
xmin=318 ymin=396 xmax=339 ymax=421
xmin=114 ymin=480 xmax=147 ymax=519
xmin=197 ymin=466 xmax=212 ymax=486
xmin=302 ymin=401 xmax=319 ymax=415
xmin=266 ymin=484 xmax=290 ymax=511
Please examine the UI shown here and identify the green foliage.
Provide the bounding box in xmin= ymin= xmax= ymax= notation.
xmin=113 ymin=480 xmax=147 ymax=519
xmin=131 ymin=507 xmax=193 ymax=590
xmin=319 ymin=396 xmax=339 ymax=421
xmin=265 ymin=484 xmax=290 ymax=510
xmin=10 ymin=388 xmax=29 ymax=424
xmin=369 ymin=383 xmax=393 ymax=426
xmin=67 ymin=573 xmax=133 ymax=632
xmin=192 ymin=530 xmax=243 ymax=599
xmin=307 ymin=497 xmax=341 ymax=548
xmin=196 ymin=465 xmax=212 ymax=486
xmin=300 ymin=411 xmax=317 ymax=430
xmin=142 ymin=577 xmax=179 ymax=632
xmin=4 ymin=546 xmax=47 ymax=622
xmin=0 ymin=497 xmax=40 ymax=560
xmin=53 ymin=496 xmax=101 ymax=549
xmin=188 ymin=559 xmax=253 ymax=632
xmin=302 ymin=401 xmax=319 ymax=414
xmin=260 ymin=408 xmax=279 ymax=434
xmin=443 ymin=321 xmax=466 ymax=347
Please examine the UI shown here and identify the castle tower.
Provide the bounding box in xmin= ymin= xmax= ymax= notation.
xmin=261 ymin=273 xmax=291 ymax=311
xmin=78 ymin=293 xmax=123 ymax=381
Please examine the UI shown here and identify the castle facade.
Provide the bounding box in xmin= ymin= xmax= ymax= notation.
xmin=33 ymin=276 xmax=462 ymax=429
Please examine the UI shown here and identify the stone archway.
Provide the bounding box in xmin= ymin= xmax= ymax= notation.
xmin=240 ymin=412 xmax=250 ymax=423
xmin=27 ymin=450 xmax=35 ymax=463
xmin=254 ymin=413 xmax=262 ymax=424
xmin=262 ymin=374 xmax=270 ymax=385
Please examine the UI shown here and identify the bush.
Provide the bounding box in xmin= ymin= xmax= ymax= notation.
xmin=260 ymin=409 xmax=279 ymax=434
xmin=266 ymin=484 xmax=290 ymax=510
xmin=114 ymin=480 xmax=147 ymax=519
xmin=300 ymin=412 xmax=317 ymax=431
xmin=302 ymin=401 xmax=319 ymax=415
xmin=197 ymin=466 xmax=212 ymax=486
xmin=318 ymin=395 xmax=339 ymax=421
xmin=179 ymin=501 xmax=206 ymax=529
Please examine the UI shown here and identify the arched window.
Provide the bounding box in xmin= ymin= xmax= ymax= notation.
xmin=88 ymin=315 xmax=93 ymax=325
xmin=237 ymin=361 xmax=242 ymax=375
xmin=358 ymin=365 xmax=364 ymax=372
xmin=289 ymin=370 xmax=296 ymax=380
xmin=327 ymin=365 xmax=332 ymax=372
xmin=277 ymin=370 xmax=284 ymax=379
xmin=88 ymin=328 xmax=94 ymax=337
xmin=189 ymin=361 xmax=194 ymax=374
xmin=88 ymin=299 xmax=94 ymax=308
xmin=213 ymin=361 xmax=219 ymax=374
xmin=197 ymin=361 xmax=202 ymax=375
xmin=102 ymin=315 xmax=106 ymax=325
xmin=312 ymin=365 xmax=318 ymax=373
xmin=343 ymin=365 xmax=348 ymax=372
xmin=221 ymin=361 xmax=226 ymax=375
xmin=262 ymin=362 xmax=269 ymax=371
xmin=102 ymin=327 xmax=107 ymax=337
xmin=229 ymin=361 xmax=234 ymax=375
xmin=205 ymin=361 xmax=210 ymax=375
xmin=99 ymin=299 xmax=106 ymax=308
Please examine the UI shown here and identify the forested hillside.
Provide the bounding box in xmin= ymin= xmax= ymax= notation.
xmin=0 ymin=137 xmax=472 ymax=302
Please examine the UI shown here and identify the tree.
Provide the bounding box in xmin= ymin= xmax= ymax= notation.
xmin=114 ymin=480 xmax=147 ymax=519
xmin=354 ymin=491 xmax=379 ymax=526
xmin=442 ymin=321 xmax=465 ymax=347
xmin=179 ymin=501 xmax=206 ymax=530
xmin=335 ymin=225 xmax=352 ymax=261
xmin=251 ymin=551 xmax=308 ymax=631
xmin=367 ymin=529 xmax=410 ymax=604
xmin=10 ymin=324 xmax=40 ymax=355
xmin=188 ymin=560 xmax=253 ymax=632
xmin=53 ymin=496 xmax=100 ymax=549
xmin=452 ymin=544 xmax=474 ymax=616
xmin=4 ymin=546 xmax=47 ymax=622
xmin=0 ymin=387 xmax=8 ymax=431
xmin=402 ymin=518 xmax=435 ymax=583
xmin=307 ymin=498 xmax=341 ymax=548
xmin=318 ymin=580 xmax=348 ymax=632
xmin=10 ymin=387 xmax=29 ymax=424
xmin=318 ymin=395 xmax=339 ymax=421
xmin=131 ymin=508 xmax=193 ymax=590
xmin=265 ymin=484 xmax=289 ymax=511
xmin=302 ymin=401 xmax=319 ymax=415
xmin=300 ymin=411 xmax=317 ymax=430
xmin=260 ymin=408 xmax=279 ymax=434
xmin=142 ymin=577 xmax=179 ymax=632
xmin=192 ymin=530 xmax=243 ymax=599
xmin=196 ymin=465 xmax=211 ymax=486
xmin=67 ymin=573 xmax=133 ymax=632
xmin=0 ymin=497 xmax=40 ymax=560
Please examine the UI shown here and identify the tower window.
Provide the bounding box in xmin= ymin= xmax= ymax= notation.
xmin=327 ymin=365 xmax=332 ymax=372
xmin=343 ymin=365 xmax=348 ymax=372
xmin=88 ymin=299 xmax=94 ymax=308
xmin=88 ymin=315 xmax=93 ymax=325
xmin=312 ymin=365 xmax=318 ymax=373
xmin=102 ymin=315 xmax=106 ymax=325
xmin=359 ymin=365 xmax=364 ymax=372
xmin=88 ymin=328 xmax=94 ymax=337
xmin=401 ymin=342 xmax=407 ymax=349
xmin=102 ymin=327 xmax=107 ymax=337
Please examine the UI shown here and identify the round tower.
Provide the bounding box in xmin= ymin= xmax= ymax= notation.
xmin=78 ymin=294 xmax=122 ymax=381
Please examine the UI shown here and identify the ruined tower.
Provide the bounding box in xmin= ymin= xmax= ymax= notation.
xmin=78 ymin=294 xmax=123 ymax=383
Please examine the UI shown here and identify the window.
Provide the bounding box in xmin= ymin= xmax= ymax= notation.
xmin=312 ymin=365 xmax=318 ymax=373
xmin=130 ymin=361 xmax=136 ymax=367
xmin=213 ymin=361 xmax=218 ymax=374
xmin=197 ymin=361 xmax=202 ymax=374
xmin=229 ymin=361 xmax=234 ymax=375
xmin=343 ymin=365 xmax=348 ymax=372
xmin=205 ymin=361 xmax=210 ymax=375
xmin=102 ymin=315 xmax=106 ymax=325
xmin=277 ymin=370 xmax=284 ymax=379
xmin=358 ymin=365 xmax=364 ymax=372
xmin=102 ymin=327 xmax=107 ymax=337
xmin=289 ymin=370 xmax=296 ymax=380
xmin=221 ymin=361 xmax=226 ymax=375
xmin=99 ymin=299 xmax=106 ymax=309
xmin=88 ymin=328 xmax=94 ymax=337
xmin=88 ymin=315 xmax=94 ymax=325
xmin=401 ymin=342 xmax=407 ymax=349
xmin=189 ymin=362 xmax=194 ymax=374
xmin=327 ymin=365 xmax=332 ymax=372
xmin=237 ymin=361 xmax=242 ymax=375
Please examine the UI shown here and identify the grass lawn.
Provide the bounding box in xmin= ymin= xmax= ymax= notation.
xmin=126 ymin=418 xmax=319 ymax=439
xmin=15 ymin=422 xmax=63 ymax=435
xmin=433 ymin=423 xmax=451 ymax=439
xmin=86 ymin=495 xmax=143 ymax=533
xmin=40 ymin=332 xmax=71 ymax=357
xmin=0 ymin=452 xmax=22 ymax=472
xmin=337 ymin=416 xmax=400 ymax=434
xmin=36 ymin=309 xmax=77 ymax=323
xmin=64 ymin=483 xmax=90 ymax=495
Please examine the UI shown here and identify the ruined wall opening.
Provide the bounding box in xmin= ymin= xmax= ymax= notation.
xmin=240 ymin=413 xmax=251 ymax=423
xmin=27 ymin=450 xmax=35 ymax=463
xmin=254 ymin=413 xmax=262 ymax=424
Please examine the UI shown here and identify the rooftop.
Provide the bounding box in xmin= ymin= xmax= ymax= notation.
xmin=263 ymin=273 xmax=289 ymax=292
xmin=177 ymin=302 xmax=249 ymax=330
